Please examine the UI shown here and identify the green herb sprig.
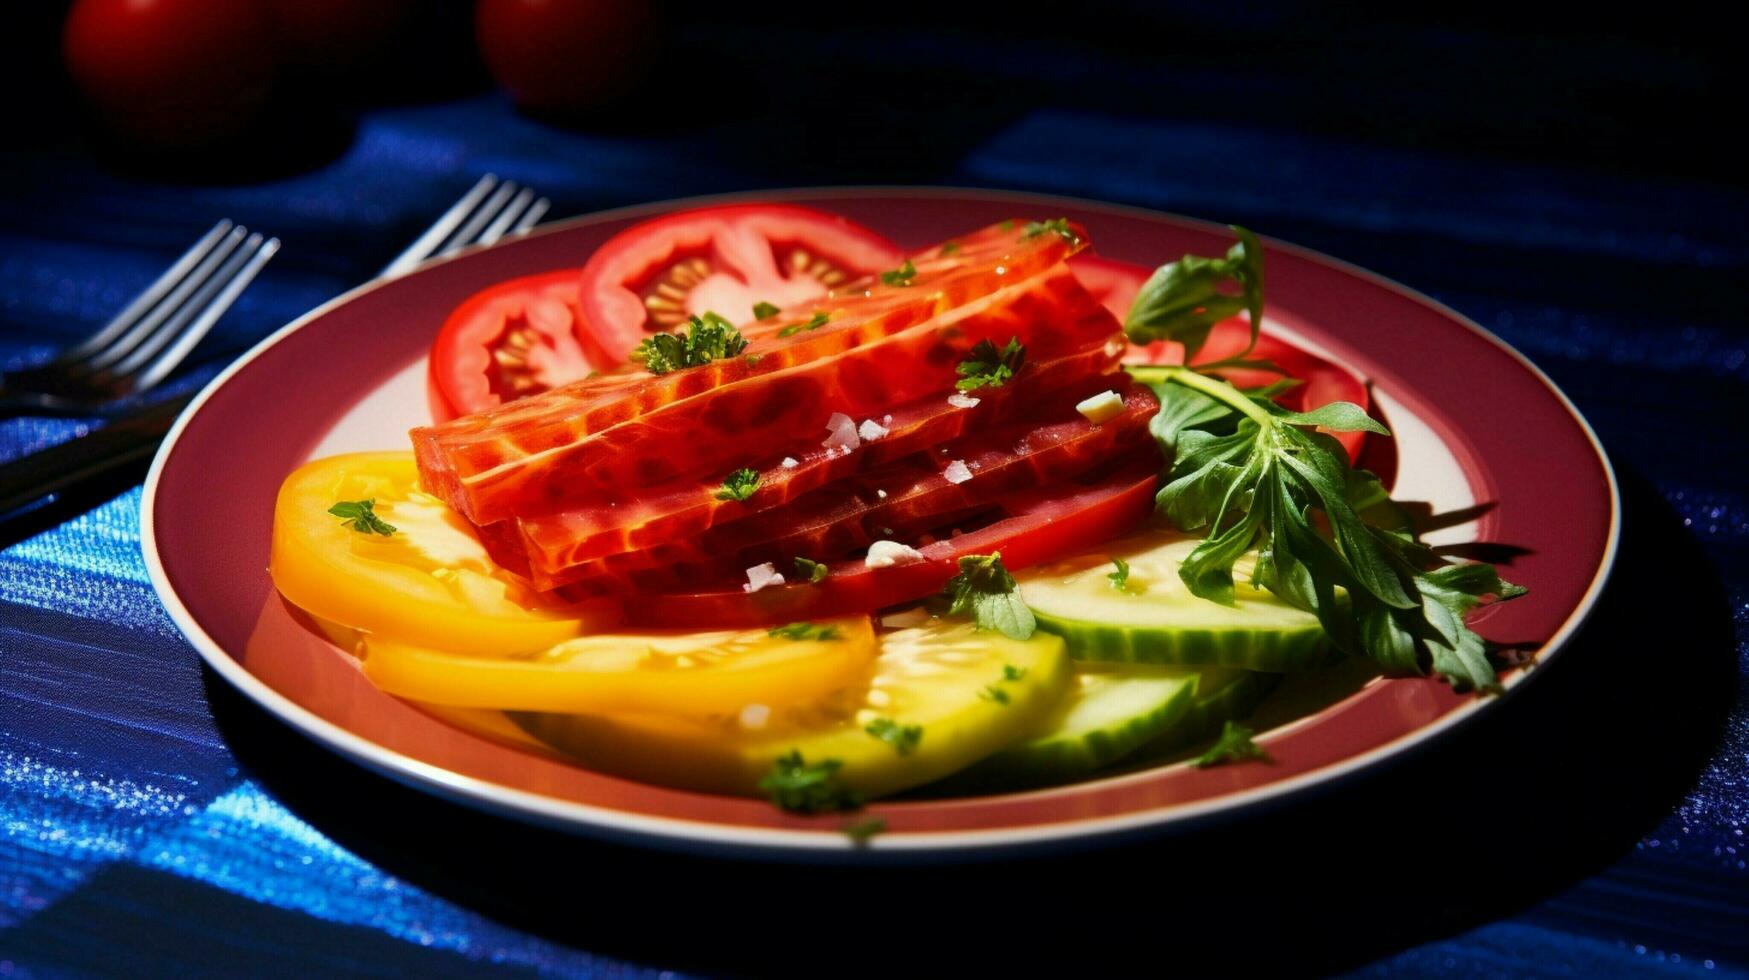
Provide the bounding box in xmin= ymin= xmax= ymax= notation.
xmin=759 ymin=751 xmax=862 ymax=813
xmin=1022 ymin=217 xmax=1083 ymax=247
xmin=631 ymin=311 xmax=748 ymax=374
xmin=864 ymin=718 xmax=923 ymax=755
xmin=715 ymin=467 xmax=760 ymax=502
xmin=943 ymin=552 xmax=1035 ymax=640
xmin=954 ymin=337 xmax=1026 ymax=392
xmin=1123 ymin=228 xmax=1526 ymax=692
xmin=880 ymin=259 xmax=918 ymax=287
xmin=1192 ymin=721 xmax=1272 ymax=768
xmin=778 ymin=312 xmax=830 ymax=338
xmin=767 ymin=622 xmax=842 ymax=641
xmin=328 ymin=499 xmax=395 ymax=536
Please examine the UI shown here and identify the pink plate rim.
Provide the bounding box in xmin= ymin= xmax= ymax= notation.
xmin=140 ymin=186 xmax=1620 ymax=860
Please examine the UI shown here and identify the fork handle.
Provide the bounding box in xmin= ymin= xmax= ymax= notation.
xmin=0 ymin=393 xmax=191 ymax=515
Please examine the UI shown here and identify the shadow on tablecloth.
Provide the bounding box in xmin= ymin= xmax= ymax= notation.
xmin=203 ymin=465 xmax=1739 ymax=977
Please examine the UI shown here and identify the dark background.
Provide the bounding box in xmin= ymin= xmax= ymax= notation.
xmin=3 ymin=3 xmax=1746 ymax=978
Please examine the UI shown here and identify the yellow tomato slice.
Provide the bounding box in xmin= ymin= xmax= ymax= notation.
xmin=270 ymin=452 xmax=613 ymax=655
xmin=520 ymin=618 xmax=1071 ymax=800
xmin=360 ymin=616 xmax=879 ymax=716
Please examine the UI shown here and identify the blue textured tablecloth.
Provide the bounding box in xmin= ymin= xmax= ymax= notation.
xmin=4 ymin=74 xmax=1747 ymax=977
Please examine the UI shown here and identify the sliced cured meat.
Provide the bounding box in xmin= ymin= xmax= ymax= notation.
xmin=418 ymin=258 xmax=1114 ymax=524
xmin=544 ymin=381 xmax=1158 ymax=591
xmin=595 ymin=458 xmax=1161 ymax=629
xmin=500 ymin=343 xmax=1125 ymax=571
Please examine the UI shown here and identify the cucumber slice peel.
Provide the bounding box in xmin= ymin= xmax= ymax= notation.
xmin=1019 ymin=532 xmax=1330 ymax=671
xmin=941 ymin=663 xmax=1200 ymax=791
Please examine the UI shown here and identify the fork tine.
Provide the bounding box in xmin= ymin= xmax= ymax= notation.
xmin=477 ymin=186 xmax=536 ymax=246
xmin=514 ymin=197 xmax=551 ymax=233
xmin=106 ymin=232 xmax=268 ymax=384
xmin=439 ymin=179 xmax=519 ymax=256
xmin=129 ymin=236 xmax=280 ymax=392
xmin=59 ymin=220 xmax=234 ymax=364
xmin=378 ymin=174 xmax=499 ymax=279
xmin=77 ymin=226 xmax=249 ymax=374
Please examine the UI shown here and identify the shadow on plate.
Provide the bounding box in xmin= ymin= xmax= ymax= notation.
xmin=205 ymin=466 xmax=1735 ymax=977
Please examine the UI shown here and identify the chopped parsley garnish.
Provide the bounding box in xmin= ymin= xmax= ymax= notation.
xmin=842 ymin=816 xmax=887 ymax=844
xmin=864 ymin=717 xmax=923 ymax=755
xmin=777 ymin=312 xmax=830 ymax=338
xmin=629 ymin=311 xmax=748 ymax=374
xmin=759 ymin=751 xmax=862 ymax=813
xmin=328 ymin=499 xmax=395 ymax=536
xmin=940 ymin=242 xmax=961 ymax=255
xmin=979 ymin=685 xmax=1011 ymax=705
xmin=767 ymin=622 xmax=842 ymax=641
xmin=943 ymin=552 xmax=1035 ymax=640
xmin=954 ymin=337 xmax=1026 ymax=391
xmin=999 ymin=219 xmax=1016 ymax=232
xmin=752 ymin=301 xmax=781 ymax=320
xmin=1022 ymin=217 xmax=1083 ymax=246
xmin=1107 ymin=557 xmax=1131 ymax=592
xmin=1002 ymin=664 xmax=1027 ymax=682
xmin=880 ymin=259 xmax=918 ymax=287
xmin=715 ymin=467 xmax=760 ymax=502
xmin=794 ymin=557 xmax=830 ymax=583
xmin=1191 ymin=721 xmax=1272 ymax=768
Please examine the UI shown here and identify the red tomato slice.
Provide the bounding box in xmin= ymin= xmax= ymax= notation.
xmin=602 ymin=459 xmax=1160 ymax=629
xmin=577 ymin=204 xmax=904 ymax=360
xmin=1070 ymin=254 xmax=1371 ymax=461
xmin=427 ymin=269 xmax=615 ymax=420
xmin=537 ymin=379 xmax=1156 ymax=591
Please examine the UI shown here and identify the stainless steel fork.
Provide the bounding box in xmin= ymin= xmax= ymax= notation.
xmin=0 ymin=221 xmax=279 ymax=417
xmin=0 ymin=175 xmax=552 ymax=516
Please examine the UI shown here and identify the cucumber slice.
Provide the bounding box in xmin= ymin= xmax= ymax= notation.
xmin=518 ymin=618 xmax=1071 ymax=801
xmin=1128 ymin=669 xmax=1282 ymax=764
xmin=940 ymin=663 xmax=1201 ymax=790
xmin=1018 ymin=532 xmax=1329 ymax=671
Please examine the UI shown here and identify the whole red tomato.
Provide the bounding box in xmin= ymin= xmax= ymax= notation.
xmin=62 ymin=0 xmax=277 ymax=149
xmin=475 ymin=0 xmax=660 ymax=115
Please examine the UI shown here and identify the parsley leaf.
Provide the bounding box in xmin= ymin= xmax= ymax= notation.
xmin=1022 ymin=217 xmax=1084 ymax=247
xmin=752 ymin=301 xmax=781 ymax=320
xmin=759 ymin=751 xmax=862 ymax=813
xmin=1002 ymin=664 xmax=1027 ymax=681
xmin=793 ymin=557 xmax=830 ymax=583
xmin=864 ymin=717 xmax=923 ymax=755
xmin=1124 ymin=225 xmax=1264 ymax=362
xmin=767 ymin=622 xmax=842 ymax=641
xmin=943 ymin=552 xmax=1036 ymax=640
xmin=842 ymin=816 xmax=887 ymax=843
xmin=1192 ymin=721 xmax=1272 ymax=768
xmin=954 ymin=337 xmax=1026 ymax=391
xmin=880 ymin=259 xmax=917 ymax=287
xmin=328 ymin=499 xmax=395 ymax=536
xmin=715 ymin=467 xmax=760 ymax=502
xmin=777 ymin=312 xmax=829 ymax=338
xmin=1148 ymin=365 xmax=1523 ymax=692
xmin=940 ymin=242 xmax=961 ymax=255
xmin=979 ymin=685 xmax=1011 ymax=705
xmin=630 ymin=311 xmax=749 ymax=374
xmin=1107 ymin=557 xmax=1131 ymax=592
